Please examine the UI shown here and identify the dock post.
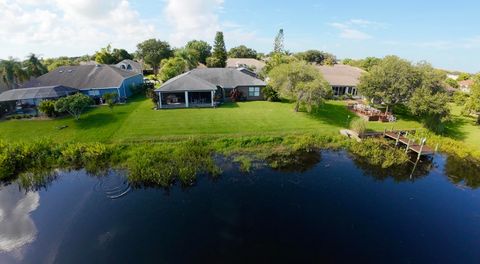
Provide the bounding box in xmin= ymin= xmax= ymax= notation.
xmin=417 ymin=138 xmax=426 ymax=162
xmin=406 ymin=139 xmax=411 ymax=153
xmin=395 ymin=132 xmax=401 ymax=146
xmin=435 ymin=143 xmax=439 ymax=153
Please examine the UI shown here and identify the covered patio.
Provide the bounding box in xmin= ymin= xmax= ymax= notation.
xmin=155 ymin=72 xmax=218 ymax=109
xmin=0 ymin=85 xmax=78 ymax=114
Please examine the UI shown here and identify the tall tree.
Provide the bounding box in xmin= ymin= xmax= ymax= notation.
xmin=159 ymin=57 xmax=187 ymax=82
xmin=24 ymin=53 xmax=48 ymax=77
xmin=273 ymin=29 xmax=285 ymax=54
xmin=228 ymin=45 xmax=258 ymax=58
xmin=294 ymin=50 xmax=336 ymax=65
xmin=175 ymin=48 xmax=199 ymax=70
xmin=0 ymin=58 xmax=29 ymax=89
xmin=185 ymin=40 xmax=212 ymax=65
xmin=358 ymin=56 xmax=421 ymax=114
xmin=268 ymin=61 xmax=332 ymax=112
xmin=463 ymin=76 xmax=480 ymax=124
xmin=112 ymin=48 xmax=133 ymax=63
xmin=207 ymin=32 xmax=227 ymax=68
xmin=136 ymin=39 xmax=173 ymax=74
xmin=94 ymin=44 xmax=116 ymax=64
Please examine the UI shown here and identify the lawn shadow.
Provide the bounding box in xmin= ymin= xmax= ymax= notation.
xmin=307 ymin=101 xmax=353 ymax=128
xmin=220 ymin=102 xmax=239 ymax=108
xmin=443 ymin=116 xmax=470 ymax=141
xmin=75 ymin=112 xmax=124 ymax=129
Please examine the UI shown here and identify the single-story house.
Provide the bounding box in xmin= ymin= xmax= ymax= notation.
xmin=227 ymin=58 xmax=266 ymax=73
xmin=155 ymin=68 xmax=266 ymax=109
xmin=458 ymin=79 xmax=474 ymax=93
xmin=0 ymin=85 xmax=78 ymax=114
xmin=317 ymin=64 xmax=365 ymax=97
xmin=115 ymin=59 xmax=143 ymax=74
xmin=22 ymin=64 xmax=143 ymax=99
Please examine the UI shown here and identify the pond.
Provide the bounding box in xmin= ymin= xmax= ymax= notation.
xmin=0 ymin=151 xmax=479 ymax=263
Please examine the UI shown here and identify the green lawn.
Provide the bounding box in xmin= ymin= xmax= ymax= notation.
xmin=444 ymin=104 xmax=480 ymax=149
xmin=0 ymin=97 xmax=478 ymax=148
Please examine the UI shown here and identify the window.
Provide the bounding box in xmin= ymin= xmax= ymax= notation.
xmin=248 ymin=87 xmax=260 ymax=97
xmin=88 ymin=90 xmax=100 ymax=96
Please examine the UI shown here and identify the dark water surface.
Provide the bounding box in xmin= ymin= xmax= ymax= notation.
xmin=1 ymin=151 xmax=479 ymax=264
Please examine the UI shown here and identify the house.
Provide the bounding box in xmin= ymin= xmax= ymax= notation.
xmin=0 ymin=85 xmax=78 ymax=114
xmin=155 ymin=68 xmax=266 ymax=109
xmin=227 ymin=58 xmax=266 ymax=73
xmin=458 ymin=79 xmax=474 ymax=93
xmin=115 ymin=59 xmax=143 ymax=74
xmin=316 ymin=64 xmax=365 ymax=97
xmin=22 ymin=64 xmax=143 ymax=99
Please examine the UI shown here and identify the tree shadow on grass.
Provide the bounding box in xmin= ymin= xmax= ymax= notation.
xmin=443 ymin=116 xmax=470 ymax=141
xmin=306 ymin=102 xmax=353 ymax=129
xmin=75 ymin=112 xmax=124 ymax=129
xmin=220 ymin=102 xmax=239 ymax=108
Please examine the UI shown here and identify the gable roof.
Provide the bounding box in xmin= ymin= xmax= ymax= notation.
xmin=189 ymin=68 xmax=266 ymax=88
xmin=22 ymin=64 xmax=140 ymax=90
xmin=156 ymin=72 xmax=217 ymax=92
xmin=316 ymin=64 xmax=365 ymax=87
xmin=115 ymin=59 xmax=143 ymax=73
xmin=0 ymin=85 xmax=78 ymax=102
xmin=227 ymin=58 xmax=266 ymax=72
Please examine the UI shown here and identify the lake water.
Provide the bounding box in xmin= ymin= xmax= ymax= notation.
xmin=1 ymin=151 xmax=479 ymax=263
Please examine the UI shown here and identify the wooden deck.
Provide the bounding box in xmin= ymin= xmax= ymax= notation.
xmin=384 ymin=131 xmax=435 ymax=157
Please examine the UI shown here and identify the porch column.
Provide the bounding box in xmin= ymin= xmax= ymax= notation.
xmin=185 ymin=91 xmax=189 ymax=108
xmin=211 ymin=90 xmax=215 ymax=107
xmin=158 ymin=92 xmax=162 ymax=109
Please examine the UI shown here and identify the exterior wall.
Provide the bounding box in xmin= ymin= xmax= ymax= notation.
xmin=81 ymin=88 xmax=120 ymax=98
xmin=236 ymin=86 xmax=265 ymax=101
xmin=120 ymin=74 xmax=144 ymax=98
xmin=332 ymin=86 xmax=359 ymax=97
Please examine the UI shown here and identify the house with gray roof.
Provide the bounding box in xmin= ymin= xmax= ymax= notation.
xmin=115 ymin=59 xmax=143 ymax=74
xmin=22 ymin=64 xmax=143 ymax=99
xmin=155 ymin=68 xmax=266 ymax=109
xmin=316 ymin=64 xmax=365 ymax=97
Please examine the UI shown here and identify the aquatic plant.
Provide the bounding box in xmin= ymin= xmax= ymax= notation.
xmin=349 ymin=139 xmax=409 ymax=168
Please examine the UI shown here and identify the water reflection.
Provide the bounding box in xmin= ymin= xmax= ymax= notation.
xmin=445 ymin=156 xmax=480 ymax=189
xmin=0 ymin=186 xmax=39 ymax=257
xmin=267 ymin=150 xmax=321 ymax=173
xmin=351 ymin=155 xmax=434 ymax=182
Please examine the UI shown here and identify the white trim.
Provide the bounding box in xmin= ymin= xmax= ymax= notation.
xmin=185 ymin=91 xmax=189 ymax=108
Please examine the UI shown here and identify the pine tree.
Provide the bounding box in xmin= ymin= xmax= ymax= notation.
xmin=273 ymin=29 xmax=284 ymax=54
xmin=210 ymin=31 xmax=227 ymax=68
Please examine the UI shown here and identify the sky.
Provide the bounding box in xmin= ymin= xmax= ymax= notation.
xmin=0 ymin=0 xmax=479 ymax=72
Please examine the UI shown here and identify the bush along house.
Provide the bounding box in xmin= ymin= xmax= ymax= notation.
xmin=155 ymin=68 xmax=266 ymax=109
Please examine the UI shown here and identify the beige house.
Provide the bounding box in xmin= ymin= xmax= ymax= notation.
xmin=458 ymin=79 xmax=474 ymax=93
xmin=316 ymin=64 xmax=365 ymax=97
xmin=227 ymin=58 xmax=266 ymax=73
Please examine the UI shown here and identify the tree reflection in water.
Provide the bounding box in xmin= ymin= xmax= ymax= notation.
xmin=267 ymin=150 xmax=321 ymax=173
xmin=444 ymin=156 xmax=480 ymax=189
xmin=351 ymin=154 xmax=434 ymax=182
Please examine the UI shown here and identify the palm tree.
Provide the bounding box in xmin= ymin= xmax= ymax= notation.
xmin=24 ymin=53 xmax=48 ymax=77
xmin=0 ymin=58 xmax=29 ymax=89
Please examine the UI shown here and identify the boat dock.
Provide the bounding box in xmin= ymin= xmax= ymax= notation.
xmin=383 ymin=130 xmax=436 ymax=160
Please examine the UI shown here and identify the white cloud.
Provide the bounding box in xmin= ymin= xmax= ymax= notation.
xmin=0 ymin=0 xmax=156 ymax=58
xmin=164 ymin=0 xmax=224 ymax=46
xmin=330 ymin=22 xmax=372 ymax=40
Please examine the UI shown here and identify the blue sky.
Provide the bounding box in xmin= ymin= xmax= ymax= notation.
xmin=1 ymin=0 xmax=479 ymax=72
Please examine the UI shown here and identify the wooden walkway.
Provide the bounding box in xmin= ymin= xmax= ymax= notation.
xmin=383 ymin=131 xmax=435 ymax=159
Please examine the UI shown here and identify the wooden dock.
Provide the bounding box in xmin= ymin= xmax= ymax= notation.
xmin=383 ymin=130 xmax=436 ymax=160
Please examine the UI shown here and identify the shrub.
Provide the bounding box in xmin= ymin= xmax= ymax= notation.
xmin=55 ymin=93 xmax=93 ymax=120
xmin=229 ymin=88 xmax=242 ymax=102
xmin=350 ymin=118 xmax=367 ymax=135
xmin=102 ymin=92 xmax=117 ymax=110
xmin=262 ymin=85 xmax=280 ymax=102
xmin=38 ymin=100 xmax=57 ymax=117
xmin=349 ymin=139 xmax=409 ymax=168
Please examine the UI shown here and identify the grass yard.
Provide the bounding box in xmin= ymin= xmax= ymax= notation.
xmin=0 ymin=96 xmax=478 ymax=149
xmin=444 ymin=104 xmax=480 ymax=149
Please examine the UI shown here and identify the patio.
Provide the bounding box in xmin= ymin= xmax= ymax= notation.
xmin=347 ymin=103 xmax=396 ymax=122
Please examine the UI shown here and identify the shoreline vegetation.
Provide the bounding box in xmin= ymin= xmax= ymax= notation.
xmin=1 ymin=132 xmax=479 ymax=189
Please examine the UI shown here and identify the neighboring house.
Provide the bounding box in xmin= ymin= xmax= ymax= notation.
xmin=0 ymin=85 xmax=78 ymax=114
xmin=447 ymin=73 xmax=460 ymax=80
xmin=316 ymin=64 xmax=365 ymax=97
xmin=22 ymin=64 xmax=143 ymax=99
xmin=458 ymin=79 xmax=474 ymax=93
xmin=227 ymin=58 xmax=266 ymax=73
xmin=155 ymin=68 xmax=266 ymax=109
xmin=115 ymin=59 xmax=143 ymax=75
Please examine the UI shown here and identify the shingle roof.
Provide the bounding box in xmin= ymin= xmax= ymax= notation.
xmin=156 ymin=72 xmax=217 ymax=92
xmin=22 ymin=64 xmax=140 ymax=90
xmin=316 ymin=64 xmax=365 ymax=87
xmin=0 ymin=85 xmax=78 ymax=102
xmin=227 ymin=58 xmax=266 ymax=72
xmin=189 ymin=68 xmax=266 ymax=88
xmin=115 ymin=59 xmax=143 ymax=74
